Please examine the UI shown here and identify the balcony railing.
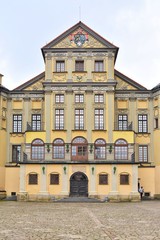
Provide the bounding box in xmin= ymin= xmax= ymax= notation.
xmin=114 ymin=122 xmax=133 ymax=131
xmin=26 ymin=122 xmax=45 ymax=131
xmin=21 ymin=143 xmax=136 ymax=163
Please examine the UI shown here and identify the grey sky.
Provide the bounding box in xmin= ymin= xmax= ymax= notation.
xmin=0 ymin=0 xmax=160 ymax=90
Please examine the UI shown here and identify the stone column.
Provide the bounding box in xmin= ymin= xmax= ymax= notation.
xmin=108 ymin=165 xmax=119 ymax=201
xmin=130 ymin=165 xmax=140 ymax=201
xmin=17 ymin=165 xmax=28 ymax=201
xmin=45 ymin=53 xmax=52 ymax=82
xmin=38 ymin=165 xmax=50 ymax=201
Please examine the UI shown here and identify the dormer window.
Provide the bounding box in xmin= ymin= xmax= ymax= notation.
xmin=75 ymin=60 xmax=84 ymax=71
xmin=56 ymin=61 xmax=65 ymax=72
xmin=95 ymin=60 xmax=104 ymax=72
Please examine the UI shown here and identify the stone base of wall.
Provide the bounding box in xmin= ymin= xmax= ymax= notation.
xmin=0 ymin=191 xmax=6 ymax=200
xmin=154 ymin=194 xmax=160 ymax=199
xmin=108 ymin=192 xmax=140 ymax=202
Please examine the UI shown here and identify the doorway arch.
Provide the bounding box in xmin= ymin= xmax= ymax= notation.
xmin=70 ymin=172 xmax=88 ymax=197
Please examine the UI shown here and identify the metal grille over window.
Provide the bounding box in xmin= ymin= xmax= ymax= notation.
xmin=50 ymin=174 xmax=59 ymax=185
xmin=99 ymin=174 xmax=108 ymax=184
xmin=29 ymin=174 xmax=38 ymax=185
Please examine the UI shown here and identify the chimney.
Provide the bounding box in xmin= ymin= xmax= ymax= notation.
xmin=0 ymin=74 xmax=3 ymax=85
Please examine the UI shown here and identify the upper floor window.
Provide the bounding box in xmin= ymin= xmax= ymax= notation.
xmin=120 ymin=173 xmax=129 ymax=185
xmin=53 ymin=139 xmax=65 ymax=159
xmin=138 ymin=114 xmax=148 ymax=133
xmin=115 ymin=139 xmax=128 ymax=160
xmin=75 ymin=94 xmax=84 ymax=103
xmin=56 ymin=61 xmax=65 ymax=72
xmin=94 ymin=94 xmax=104 ymax=103
xmin=75 ymin=109 xmax=84 ymax=130
xmin=31 ymin=139 xmax=44 ymax=160
xmin=13 ymin=114 xmax=22 ymax=133
xmin=55 ymin=109 xmax=64 ymax=130
xmin=94 ymin=139 xmax=106 ymax=159
xmin=75 ymin=60 xmax=84 ymax=71
xmin=139 ymin=145 xmax=148 ymax=162
xmin=95 ymin=60 xmax=104 ymax=72
xmin=12 ymin=145 xmax=21 ymax=162
xmin=118 ymin=115 xmax=128 ymax=130
xmin=55 ymin=94 xmax=64 ymax=103
xmin=32 ymin=114 xmax=41 ymax=131
xmin=94 ymin=109 xmax=104 ymax=130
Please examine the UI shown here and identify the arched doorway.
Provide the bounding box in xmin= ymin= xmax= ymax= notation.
xmin=70 ymin=172 xmax=88 ymax=197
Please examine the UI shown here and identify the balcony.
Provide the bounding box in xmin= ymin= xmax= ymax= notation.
xmin=21 ymin=143 xmax=136 ymax=163
xmin=114 ymin=122 xmax=133 ymax=131
xmin=26 ymin=122 xmax=45 ymax=131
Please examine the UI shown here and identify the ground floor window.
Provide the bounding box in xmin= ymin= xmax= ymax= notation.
xmin=120 ymin=174 xmax=129 ymax=185
xmin=99 ymin=174 xmax=108 ymax=185
xmin=28 ymin=173 xmax=38 ymax=185
xmin=50 ymin=174 xmax=59 ymax=185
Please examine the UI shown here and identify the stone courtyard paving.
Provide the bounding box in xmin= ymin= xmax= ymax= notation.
xmin=0 ymin=201 xmax=160 ymax=240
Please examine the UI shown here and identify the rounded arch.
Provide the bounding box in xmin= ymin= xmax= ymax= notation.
xmin=70 ymin=171 xmax=88 ymax=197
xmin=53 ymin=138 xmax=65 ymax=144
xmin=72 ymin=136 xmax=88 ymax=144
xmin=115 ymin=138 xmax=128 ymax=145
xmin=32 ymin=138 xmax=44 ymax=145
xmin=114 ymin=138 xmax=128 ymax=160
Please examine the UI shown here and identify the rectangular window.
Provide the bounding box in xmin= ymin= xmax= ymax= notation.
xmin=55 ymin=109 xmax=64 ymax=130
xmin=12 ymin=145 xmax=21 ymax=162
xmin=32 ymin=114 xmax=41 ymax=131
xmin=155 ymin=118 xmax=158 ymax=129
xmin=13 ymin=114 xmax=22 ymax=132
xmin=94 ymin=94 xmax=104 ymax=103
xmin=138 ymin=114 xmax=148 ymax=133
xmin=95 ymin=60 xmax=104 ymax=72
xmin=75 ymin=60 xmax=84 ymax=71
xmin=55 ymin=94 xmax=64 ymax=103
xmin=75 ymin=109 xmax=84 ymax=130
xmin=75 ymin=94 xmax=84 ymax=103
xmin=118 ymin=115 xmax=128 ymax=130
xmin=99 ymin=174 xmax=108 ymax=185
xmin=139 ymin=145 xmax=148 ymax=162
xmin=50 ymin=174 xmax=59 ymax=185
xmin=120 ymin=174 xmax=129 ymax=185
xmin=94 ymin=109 xmax=104 ymax=130
xmin=56 ymin=61 xmax=65 ymax=72
xmin=29 ymin=174 xmax=38 ymax=185
xmin=53 ymin=146 xmax=65 ymax=159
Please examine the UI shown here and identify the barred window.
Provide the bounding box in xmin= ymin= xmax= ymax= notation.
xmin=120 ymin=174 xmax=129 ymax=185
xmin=50 ymin=174 xmax=59 ymax=185
xmin=55 ymin=109 xmax=64 ymax=130
xmin=53 ymin=139 xmax=65 ymax=159
xmin=31 ymin=139 xmax=44 ymax=160
xmin=55 ymin=94 xmax=64 ymax=103
xmin=99 ymin=174 xmax=108 ymax=185
xmin=13 ymin=114 xmax=22 ymax=132
xmin=94 ymin=139 xmax=106 ymax=159
xmin=139 ymin=145 xmax=148 ymax=162
xmin=115 ymin=139 xmax=128 ymax=160
xmin=28 ymin=173 xmax=38 ymax=185
xmin=95 ymin=61 xmax=104 ymax=72
xmin=138 ymin=114 xmax=148 ymax=133
xmin=94 ymin=109 xmax=104 ymax=130
xmin=94 ymin=94 xmax=104 ymax=103
xmin=75 ymin=109 xmax=84 ymax=130
xmin=56 ymin=61 xmax=65 ymax=72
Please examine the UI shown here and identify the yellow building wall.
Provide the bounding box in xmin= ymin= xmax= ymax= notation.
xmin=25 ymin=165 xmax=41 ymax=194
xmin=138 ymin=167 xmax=155 ymax=196
xmin=155 ymin=166 xmax=160 ymax=195
xmin=47 ymin=165 xmax=62 ymax=194
xmin=0 ymin=130 xmax=7 ymax=166
xmin=117 ymin=165 xmax=132 ymax=194
xmin=113 ymin=131 xmax=134 ymax=143
xmin=0 ymin=167 xmax=5 ymax=190
xmin=5 ymin=167 xmax=20 ymax=195
xmin=25 ymin=132 xmax=46 ymax=143
xmin=96 ymin=165 xmax=111 ymax=195
xmin=154 ymin=130 xmax=160 ymax=165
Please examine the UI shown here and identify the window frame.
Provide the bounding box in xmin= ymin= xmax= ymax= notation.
xmin=94 ymin=60 xmax=104 ymax=72
xmin=94 ymin=94 xmax=104 ymax=103
xmin=75 ymin=60 xmax=84 ymax=72
xmin=138 ymin=114 xmax=148 ymax=133
xmin=50 ymin=173 xmax=59 ymax=185
xmin=94 ymin=109 xmax=104 ymax=130
xmin=52 ymin=139 xmax=65 ymax=159
xmin=56 ymin=60 xmax=65 ymax=72
xmin=75 ymin=94 xmax=84 ymax=103
xmin=118 ymin=114 xmax=128 ymax=130
xmin=139 ymin=145 xmax=148 ymax=162
xmin=94 ymin=139 xmax=106 ymax=160
xmin=99 ymin=174 xmax=108 ymax=185
xmin=55 ymin=109 xmax=64 ymax=130
xmin=120 ymin=174 xmax=129 ymax=185
xmin=12 ymin=145 xmax=21 ymax=162
xmin=28 ymin=173 xmax=38 ymax=185
xmin=31 ymin=114 xmax=41 ymax=131
xmin=71 ymin=137 xmax=88 ymax=161
xmin=13 ymin=114 xmax=22 ymax=133
xmin=75 ymin=109 xmax=84 ymax=130
xmin=31 ymin=139 xmax=45 ymax=160
xmin=55 ymin=94 xmax=64 ymax=103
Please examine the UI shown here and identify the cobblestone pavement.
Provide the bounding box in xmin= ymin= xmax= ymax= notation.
xmin=0 ymin=201 xmax=160 ymax=240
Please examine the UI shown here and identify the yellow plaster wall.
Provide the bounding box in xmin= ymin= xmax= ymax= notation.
xmin=31 ymin=100 xmax=42 ymax=109
xmin=113 ymin=131 xmax=134 ymax=143
xmin=137 ymin=100 xmax=148 ymax=109
xmin=138 ymin=167 xmax=155 ymax=196
xmin=47 ymin=165 xmax=62 ymax=194
xmin=92 ymin=131 xmax=108 ymax=142
xmin=96 ymin=165 xmax=111 ymax=194
xmin=136 ymin=136 xmax=150 ymax=144
xmin=117 ymin=165 xmax=132 ymax=194
xmin=10 ymin=136 xmax=25 ymax=144
xmin=25 ymin=165 xmax=41 ymax=194
xmin=117 ymin=100 xmax=128 ymax=109
xmin=0 ymin=167 xmax=5 ymax=190
xmin=153 ymin=130 xmax=160 ymax=165
xmin=51 ymin=131 xmax=67 ymax=142
xmin=155 ymin=166 xmax=160 ymax=194
xmin=5 ymin=167 xmax=20 ymax=195
xmin=25 ymin=132 xmax=46 ymax=143
xmin=72 ymin=131 xmax=87 ymax=140
xmin=12 ymin=100 xmax=23 ymax=109
xmin=0 ymin=130 xmax=7 ymax=166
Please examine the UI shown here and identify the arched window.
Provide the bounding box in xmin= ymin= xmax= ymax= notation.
xmin=94 ymin=139 xmax=106 ymax=159
xmin=71 ymin=137 xmax=88 ymax=161
xmin=115 ymin=139 xmax=128 ymax=160
xmin=31 ymin=139 xmax=44 ymax=160
xmin=52 ymin=139 xmax=65 ymax=159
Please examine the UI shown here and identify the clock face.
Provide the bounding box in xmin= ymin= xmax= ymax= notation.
xmin=74 ymin=34 xmax=86 ymax=47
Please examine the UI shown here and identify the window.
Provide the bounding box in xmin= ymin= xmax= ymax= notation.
xmin=75 ymin=94 xmax=84 ymax=103
xmin=75 ymin=60 xmax=84 ymax=71
xmin=32 ymin=114 xmax=41 ymax=131
xmin=13 ymin=114 xmax=22 ymax=132
xmin=120 ymin=174 xmax=129 ymax=185
xmin=115 ymin=139 xmax=128 ymax=160
xmin=28 ymin=173 xmax=38 ymax=185
xmin=118 ymin=115 xmax=128 ymax=130
xmin=139 ymin=145 xmax=148 ymax=162
xmin=53 ymin=139 xmax=65 ymax=159
xmin=94 ymin=139 xmax=106 ymax=159
xmin=94 ymin=109 xmax=104 ymax=130
xmin=94 ymin=94 xmax=104 ymax=103
xmin=55 ymin=94 xmax=64 ymax=103
xmin=50 ymin=174 xmax=59 ymax=185
xmin=155 ymin=118 xmax=158 ymax=129
xmin=71 ymin=137 xmax=88 ymax=161
xmin=95 ymin=61 xmax=104 ymax=72
xmin=31 ymin=139 xmax=44 ymax=160
xmin=55 ymin=109 xmax=64 ymax=130
xmin=56 ymin=61 xmax=65 ymax=72
xmin=138 ymin=114 xmax=148 ymax=133
xmin=99 ymin=174 xmax=108 ymax=185
xmin=75 ymin=109 xmax=84 ymax=130
xmin=12 ymin=145 xmax=21 ymax=162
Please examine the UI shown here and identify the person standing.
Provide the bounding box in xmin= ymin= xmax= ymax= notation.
xmin=139 ymin=186 xmax=144 ymax=200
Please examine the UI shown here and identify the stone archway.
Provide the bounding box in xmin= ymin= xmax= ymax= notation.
xmin=70 ymin=172 xmax=88 ymax=197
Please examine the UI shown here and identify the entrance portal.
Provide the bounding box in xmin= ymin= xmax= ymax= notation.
xmin=70 ymin=172 xmax=88 ymax=197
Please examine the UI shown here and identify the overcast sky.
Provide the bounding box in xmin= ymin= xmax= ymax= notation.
xmin=0 ymin=0 xmax=160 ymax=90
